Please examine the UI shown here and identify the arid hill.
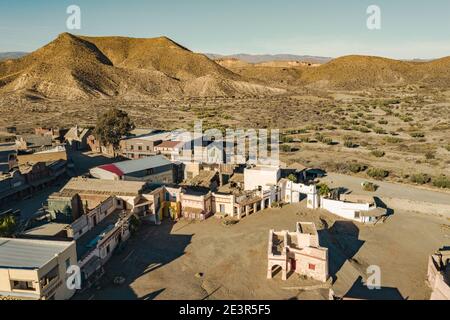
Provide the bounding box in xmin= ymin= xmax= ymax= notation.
xmin=224 ymin=55 xmax=450 ymax=90
xmin=1 ymin=34 xmax=450 ymax=100
xmin=0 ymin=33 xmax=284 ymax=100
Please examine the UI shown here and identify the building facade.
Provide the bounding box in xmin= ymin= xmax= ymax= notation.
xmin=0 ymin=238 xmax=77 ymax=300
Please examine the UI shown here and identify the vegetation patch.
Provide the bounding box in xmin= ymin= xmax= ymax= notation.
xmin=367 ymin=167 xmax=390 ymax=180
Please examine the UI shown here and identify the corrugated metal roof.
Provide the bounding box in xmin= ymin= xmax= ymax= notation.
xmin=113 ymin=155 xmax=172 ymax=174
xmin=0 ymin=238 xmax=73 ymax=269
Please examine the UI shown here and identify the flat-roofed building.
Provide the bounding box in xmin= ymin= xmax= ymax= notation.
xmin=0 ymin=238 xmax=77 ymax=300
xmin=49 ymin=177 xmax=147 ymax=214
xmin=244 ymin=165 xmax=281 ymax=191
xmin=90 ymin=155 xmax=174 ymax=184
xmin=121 ymin=131 xmax=172 ymax=159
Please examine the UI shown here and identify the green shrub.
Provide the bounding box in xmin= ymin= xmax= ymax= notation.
xmin=322 ymin=137 xmax=334 ymax=145
xmin=374 ymin=127 xmax=387 ymax=134
xmin=300 ymin=136 xmax=310 ymax=143
xmin=344 ymin=139 xmax=358 ymax=148
xmin=370 ymin=150 xmax=386 ymax=158
xmin=362 ymin=181 xmax=379 ymax=192
xmin=432 ymin=175 xmax=450 ymax=189
xmin=384 ymin=136 xmax=403 ymax=144
xmin=281 ymin=135 xmax=294 ymax=143
xmin=348 ymin=163 xmax=368 ymax=173
xmin=281 ymin=144 xmax=292 ymax=152
xmin=425 ymin=151 xmax=435 ymax=160
xmin=315 ymin=133 xmax=325 ymax=142
xmin=367 ymin=168 xmax=389 ymax=180
xmin=410 ymin=132 xmax=425 ymax=138
xmin=410 ymin=173 xmax=431 ymax=185
xmin=317 ymin=183 xmax=331 ymax=196
xmin=378 ymin=119 xmax=388 ymax=125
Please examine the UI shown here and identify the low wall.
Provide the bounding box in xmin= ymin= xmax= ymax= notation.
xmin=320 ymin=198 xmax=369 ymax=220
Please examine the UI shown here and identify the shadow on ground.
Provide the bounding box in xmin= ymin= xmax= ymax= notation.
xmin=318 ymin=221 xmax=365 ymax=281
xmin=68 ymin=150 xmax=120 ymax=176
xmin=73 ymin=220 xmax=192 ymax=300
xmin=344 ymin=276 xmax=405 ymax=300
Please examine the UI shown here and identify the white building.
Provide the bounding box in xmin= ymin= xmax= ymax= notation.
xmin=320 ymin=194 xmax=387 ymax=224
xmin=0 ymin=238 xmax=77 ymax=300
xmin=244 ymin=165 xmax=281 ymax=191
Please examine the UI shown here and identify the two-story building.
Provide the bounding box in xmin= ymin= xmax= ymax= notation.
xmin=0 ymin=238 xmax=77 ymax=300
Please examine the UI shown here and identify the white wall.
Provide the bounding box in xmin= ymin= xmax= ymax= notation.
xmin=321 ymin=198 xmax=369 ymax=221
xmin=244 ymin=167 xmax=280 ymax=191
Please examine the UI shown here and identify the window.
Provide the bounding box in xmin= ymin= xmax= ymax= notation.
xmin=12 ymin=280 xmax=36 ymax=291
xmin=308 ymin=264 xmax=316 ymax=271
xmin=12 ymin=280 xmax=35 ymax=291
xmin=220 ymin=204 xmax=225 ymax=213
xmin=138 ymin=146 xmax=142 ymax=151
xmin=40 ymin=265 xmax=59 ymax=288
xmin=65 ymin=258 xmax=71 ymax=271
xmin=130 ymin=145 xmax=134 ymax=150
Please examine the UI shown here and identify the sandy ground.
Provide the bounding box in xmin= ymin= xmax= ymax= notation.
xmin=74 ymin=201 xmax=449 ymax=300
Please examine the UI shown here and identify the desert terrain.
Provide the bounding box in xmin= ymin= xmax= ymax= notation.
xmin=1 ymin=33 xmax=449 ymax=301
xmin=1 ymin=34 xmax=449 ymax=190
xmin=72 ymin=200 xmax=449 ymax=300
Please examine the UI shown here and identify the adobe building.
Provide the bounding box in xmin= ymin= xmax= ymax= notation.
xmin=268 ymin=222 xmax=329 ymax=283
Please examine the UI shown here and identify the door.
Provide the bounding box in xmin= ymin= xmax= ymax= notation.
xmin=290 ymin=258 xmax=296 ymax=272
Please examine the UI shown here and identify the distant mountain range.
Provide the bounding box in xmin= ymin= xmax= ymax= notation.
xmin=206 ymin=53 xmax=332 ymax=64
xmin=1 ymin=34 xmax=450 ymax=101
xmin=0 ymin=52 xmax=28 ymax=61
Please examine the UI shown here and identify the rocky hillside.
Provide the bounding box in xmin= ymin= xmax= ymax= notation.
xmin=1 ymin=33 xmax=449 ymax=100
xmin=0 ymin=33 xmax=284 ymax=100
xmin=225 ymin=55 xmax=450 ymax=90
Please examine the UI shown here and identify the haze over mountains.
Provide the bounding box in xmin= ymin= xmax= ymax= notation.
xmin=1 ymin=33 xmax=450 ymax=101
xmin=206 ymin=53 xmax=332 ymax=65
xmin=0 ymin=52 xmax=28 ymax=61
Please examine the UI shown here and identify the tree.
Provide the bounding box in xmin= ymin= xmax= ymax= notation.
xmin=317 ymin=183 xmax=331 ymax=197
xmin=94 ymin=108 xmax=135 ymax=151
xmin=287 ymin=174 xmax=298 ymax=183
xmin=0 ymin=215 xmax=17 ymax=237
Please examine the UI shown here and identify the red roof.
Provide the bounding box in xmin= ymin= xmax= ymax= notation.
xmin=155 ymin=141 xmax=182 ymax=149
xmin=98 ymin=164 xmax=124 ymax=177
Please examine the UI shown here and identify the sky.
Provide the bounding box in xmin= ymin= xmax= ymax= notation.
xmin=1 ymin=0 xmax=450 ymax=59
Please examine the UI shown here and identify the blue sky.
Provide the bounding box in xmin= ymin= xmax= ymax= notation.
xmin=1 ymin=0 xmax=450 ymax=59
